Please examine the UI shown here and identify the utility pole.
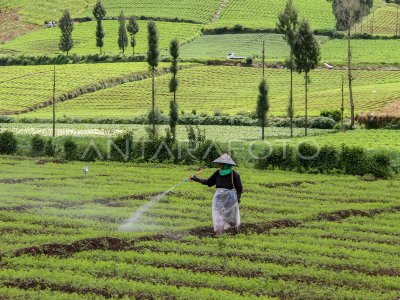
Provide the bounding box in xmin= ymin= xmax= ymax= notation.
xmin=262 ymin=40 xmax=265 ymax=79
xmin=341 ymin=73 xmax=345 ymax=131
xmin=396 ymin=6 xmax=399 ymax=36
xmin=52 ymin=64 xmax=56 ymax=137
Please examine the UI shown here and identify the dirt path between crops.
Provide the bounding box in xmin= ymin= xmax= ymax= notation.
xmin=211 ymin=0 xmax=229 ymax=22
xmin=0 ymin=9 xmax=39 ymax=43
xmin=2 ymin=205 xmax=399 ymax=261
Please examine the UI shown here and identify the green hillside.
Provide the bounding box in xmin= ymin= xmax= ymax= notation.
xmin=77 ymin=0 xmax=222 ymax=23
xmin=20 ymin=66 xmax=400 ymax=119
xmin=207 ymin=0 xmax=336 ymax=31
xmin=0 ymin=62 xmax=172 ymax=114
xmin=0 ymin=0 xmax=94 ymax=24
xmin=0 ymin=20 xmax=202 ymax=56
xmin=353 ymin=3 xmax=400 ymax=36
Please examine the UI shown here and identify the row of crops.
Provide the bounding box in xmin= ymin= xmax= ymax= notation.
xmin=0 ymin=62 xmax=175 ymax=114
xmin=77 ymin=0 xmax=222 ymax=24
xmin=18 ymin=65 xmax=400 ymax=119
xmin=0 ymin=20 xmax=203 ymax=57
xmin=0 ymin=157 xmax=399 ymax=298
xmin=206 ymin=0 xmax=336 ymax=31
xmin=180 ymin=33 xmax=400 ymax=65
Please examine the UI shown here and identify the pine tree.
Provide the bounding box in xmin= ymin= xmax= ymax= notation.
xmin=293 ymin=20 xmax=320 ymax=137
xmin=93 ymin=0 xmax=106 ymax=54
xmin=147 ymin=21 xmax=159 ymax=136
xmin=256 ymin=79 xmax=269 ymax=141
xmin=59 ymin=10 xmax=74 ymax=55
xmin=127 ymin=16 xmax=139 ymax=56
xmin=277 ymin=0 xmax=298 ymax=138
xmin=328 ymin=0 xmax=373 ymax=128
xmin=169 ymin=39 xmax=180 ymax=141
xmin=118 ymin=11 xmax=128 ymax=53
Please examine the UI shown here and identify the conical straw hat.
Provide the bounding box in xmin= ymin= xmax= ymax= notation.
xmin=213 ymin=153 xmax=236 ymax=166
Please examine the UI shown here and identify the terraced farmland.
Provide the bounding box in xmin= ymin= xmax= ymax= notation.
xmin=321 ymin=37 xmax=400 ymax=66
xmin=0 ymin=0 xmax=94 ymax=25
xmin=21 ymin=66 xmax=400 ymax=118
xmin=0 ymin=20 xmax=202 ymax=56
xmin=0 ymin=62 xmax=173 ymax=114
xmin=77 ymin=0 xmax=222 ymax=24
xmin=353 ymin=3 xmax=400 ymax=36
xmin=180 ymin=33 xmax=330 ymax=60
xmin=207 ymin=0 xmax=335 ymax=31
xmin=0 ymin=157 xmax=399 ymax=298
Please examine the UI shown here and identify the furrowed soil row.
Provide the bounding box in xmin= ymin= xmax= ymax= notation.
xmin=2 ymin=205 xmax=399 ymax=261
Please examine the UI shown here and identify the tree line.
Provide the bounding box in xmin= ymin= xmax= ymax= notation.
xmin=256 ymin=0 xmax=374 ymax=140
xmin=58 ymin=0 xmax=140 ymax=56
xmin=55 ymin=1 xmax=180 ymax=141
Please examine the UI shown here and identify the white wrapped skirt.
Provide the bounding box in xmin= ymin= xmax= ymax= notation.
xmin=212 ymin=188 xmax=241 ymax=232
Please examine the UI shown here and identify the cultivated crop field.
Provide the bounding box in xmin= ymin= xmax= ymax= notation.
xmin=0 ymin=62 xmax=173 ymax=114
xmin=354 ymin=3 xmax=400 ymax=36
xmin=0 ymin=157 xmax=399 ymax=298
xmin=321 ymin=38 xmax=400 ymax=66
xmin=77 ymin=0 xmax=222 ymax=23
xmin=207 ymin=0 xmax=335 ymax=31
xmin=0 ymin=20 xmax=202 ymax=56
xmin=180 ymin=33 xmax=330 ymax=60
xmin=20 ymin=65 xmax=400 ymax=119
xmin=0 ymin=0 xmax=93 ymax=25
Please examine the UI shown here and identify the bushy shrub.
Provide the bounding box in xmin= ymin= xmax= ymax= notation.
xmin=0 ymin=131 xmax=17 ymax=155
xmin=195 ymin=140 xmax=224 ymax=166
xmin=368 ymin=152 xmax=393 ymax=178
xmin=0 ymin=116 xmax=15 ymax=123
xmin=297 ymin=142 xmax=320 ymax=170
xmin=44 ymin=139 xmax=56 ymax=157
xmin=109 ymin=132 xmax=134 ymax=161
xmin=339 ymin=146 xmax=369 ymax=176
xmin=314 ymin=144 xmax=339 ymax=173
xmin=30 ymin=135 xmax=46 ymax=156
xmin=255 ymin=145 xmax=295 ymax=170
xmin=309 ymin=117 xmax=336 ymax=129
xmin=320 ymin=110 xmax=341 ymax=122
xmin=64 ymin=138 xmax=78 ymax=160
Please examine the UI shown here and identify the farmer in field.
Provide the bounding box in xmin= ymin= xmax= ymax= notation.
xmin=190 ymin=153 xmax=243 ymax=236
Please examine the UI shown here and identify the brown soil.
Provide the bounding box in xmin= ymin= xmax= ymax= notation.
xmin=0 ymin=9 xmax=39 ymax=43
xmin=261 ymin=181 xmax=316 ymax=189
xmin=35 ymin=159 xmax=65 ymax=165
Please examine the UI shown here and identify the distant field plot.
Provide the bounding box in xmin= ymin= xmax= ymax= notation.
xmin=0 ymin=62 xmax=169 ymax=114
xmin=21 ymin=66 xmax=400 ymax=119
xmin=0 ymin=0 xmax=94 ymax=25
xmin=180 ymin=33 xmax=329 ymax=60
xmin=208 ymin=0 xmax=335 ymax=31
xmin=77 ymin=0 xmax=221 ymax=23
xmin=321 ymin=38 xmax=400 ymax=65
xmin=0 ymin=20 xmax=202 ymax=56
xmin=353 ymin=3 xmax=400 ymax=36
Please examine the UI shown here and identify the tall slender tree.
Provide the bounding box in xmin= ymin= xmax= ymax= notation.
xmin=169 ymin=39 xmax=180 ymax=141
xmin=59 ymin=10 xmax=74 ymax=56
xmin=147 ymin=21 xmax=159 ymax=136
xmin=118 ymin=11 xmax=128 ymax=53
xmin=256 ymin=79 xmax=269 ymax=141
xmin=293 ymin=20 xmax=320 ymax=137
xmin=327 ymin=0 xmax=373 ymax=128
xmin=277 ymin=0 xmax=298 ymax=138
xmin=127 ymin=16 xmax=139 ymax=56
xmin=93 ymin=0 xmax=106 ymax=54
xmin=52 ymin=65 xmax=56 ymax=137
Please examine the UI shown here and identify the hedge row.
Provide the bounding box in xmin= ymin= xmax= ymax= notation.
xmin=255 ymin=143 xmax=395 ymax=178
xmin=357 ymin=114 xmax=400 ymax=129
xmin=7 ymin=115 xmax=338 ymax=128
xmin=0 ymin=130 xmax=229 ymax=167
